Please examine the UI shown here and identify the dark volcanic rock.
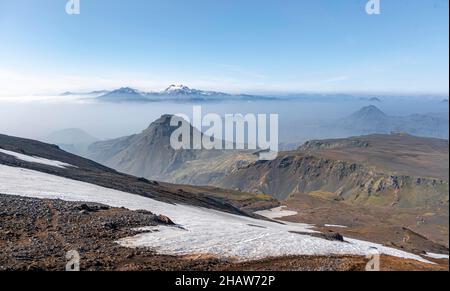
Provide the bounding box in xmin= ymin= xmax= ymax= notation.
xmin=157 ymin=214 xmax=176 ymax=225
xmin=0 ymin=194 xmax=228 ymax=271
xmin=322 ymin=232 xmax=345 ymax=242
xmin=290 ymin=231 xmax=345 ymax=242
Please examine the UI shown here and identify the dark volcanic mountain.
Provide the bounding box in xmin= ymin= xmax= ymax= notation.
xmin=86 ymin=115 xmax=230 ymax=181
xmin=334 ymin=105 xmax=449 ymax=139
xmin=341 ymin=105 xmax=388 ymax=131
xmin=86 ymin=115 xmax=260 ymax=185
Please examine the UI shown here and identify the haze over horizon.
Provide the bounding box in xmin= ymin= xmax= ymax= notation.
xmin=0 ymin=0 xmax=449 ymax=97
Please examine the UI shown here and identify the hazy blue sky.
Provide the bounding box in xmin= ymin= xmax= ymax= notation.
xmin=0 ymin=0 xmax=448 ymax=96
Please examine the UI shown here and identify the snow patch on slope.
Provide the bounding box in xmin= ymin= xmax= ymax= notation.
xmin=0 ymin=149 xmax=76 ymax=169
xmin=425 ymin=252 xmax=449 ymax=260
xmin=256 ymin=206 xmax=298 ymax=219
xmin=325 ymin=224 xmax=348 ymax=229
xmin=0 ymin=165 xmax=432 ymax=263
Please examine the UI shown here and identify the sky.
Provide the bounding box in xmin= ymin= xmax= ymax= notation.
xmin=0 ymin=0 xmax=448 ymax=96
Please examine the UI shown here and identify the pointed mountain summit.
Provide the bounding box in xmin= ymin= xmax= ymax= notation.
xmin=336 ymin=105 xmax=390 ymax=133
xmin=333 ymin=105 xmax=448 ymax=139
xmin=86 ymin=115 xmax=222 ymax=180
xmin=349 ymin=105 xmax=387 ymax=120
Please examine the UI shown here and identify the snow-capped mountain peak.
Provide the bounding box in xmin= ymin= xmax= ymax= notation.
xmin=94 ymin=84 xmax=272 ymax=102
xmin=165 ymin=84 xmax=190 ymax=91
xmin=163 ymin=84 xmax=197 ymax=95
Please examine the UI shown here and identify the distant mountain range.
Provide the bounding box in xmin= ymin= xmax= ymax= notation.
xmin=96 ymin=85 xmax=277 ymax=103
xmin=358 ymin=97 xmax=382 ymax=102
xmin=84 ymin=105 xmax=448 ymax=182
xmin=44 ymin=128 xmax=99 ymax=156
xmin=331 ymin=105 xmax=449 ymax=139
xmin=60 ymin=90 xmax=110 ymax=96
xmin=58 ymin=87 xmax=449 ymax=104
